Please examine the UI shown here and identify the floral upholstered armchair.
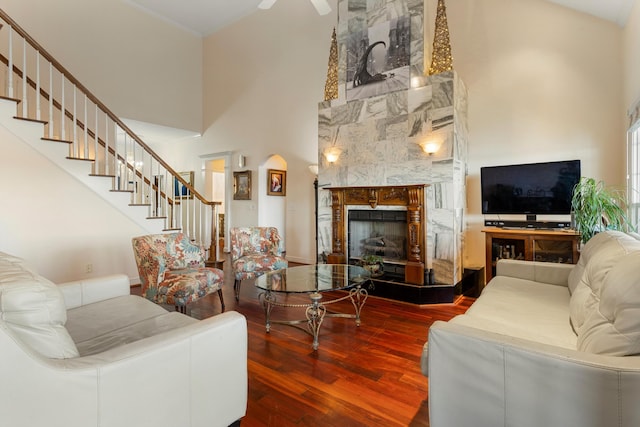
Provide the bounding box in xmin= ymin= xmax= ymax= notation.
xmin=131 ymin=233 xmax=225 ymax=313
xmin=230 ymin=227 xmax=288 ymax=301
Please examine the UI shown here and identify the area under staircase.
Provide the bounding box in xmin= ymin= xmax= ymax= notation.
xmin=0 ymin=10 xmax=220 ymax=260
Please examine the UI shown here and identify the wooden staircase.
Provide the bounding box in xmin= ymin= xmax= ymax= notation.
xmin=0 ymin=10 xmax=220 ymax=260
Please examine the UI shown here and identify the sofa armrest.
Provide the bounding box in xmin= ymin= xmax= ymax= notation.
xmin=496 ymin=259 xmax=573 ymax=286
xmin=58 ymin=274 xmax=130 ymax=309
xmin=427 ymin=320 xmax=640 ymax=427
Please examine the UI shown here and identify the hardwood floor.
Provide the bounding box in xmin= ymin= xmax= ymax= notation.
xmin=133 ymin=261 xmax=474 ymax=426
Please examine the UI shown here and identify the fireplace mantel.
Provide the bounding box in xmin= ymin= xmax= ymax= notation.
xmin=327 ymin=184 xmax=427 ymax=285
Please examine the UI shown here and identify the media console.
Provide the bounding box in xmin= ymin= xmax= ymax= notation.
xmin=482 ymin=227 xmax=580 ymax=283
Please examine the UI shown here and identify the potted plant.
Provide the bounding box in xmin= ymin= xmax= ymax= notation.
xmin=571 ymin=177 xmax=633 ymax=244
xmin=359 ymin=254 xmax=384 ymax=276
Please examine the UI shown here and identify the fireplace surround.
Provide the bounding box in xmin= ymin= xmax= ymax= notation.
xmin=327 ymin=185 xmax=426 ymax=285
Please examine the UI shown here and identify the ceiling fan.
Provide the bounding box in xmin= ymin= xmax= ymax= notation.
xmin=258 ymin=0 xmax=332 ymax=15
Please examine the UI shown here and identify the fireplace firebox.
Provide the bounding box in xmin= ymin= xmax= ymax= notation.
xmin=348 ymin=209 xmax=407 ymax=262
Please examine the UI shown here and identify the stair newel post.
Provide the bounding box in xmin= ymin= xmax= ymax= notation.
xmin=207 ymin=202 xmax=218 ymax=263
xmin=21 ymin=38 xmax=26 ymax=117
xmin=7 ymin=25 xmax=13 ymax=98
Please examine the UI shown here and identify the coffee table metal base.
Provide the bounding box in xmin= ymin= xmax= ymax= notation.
xmin=258 ymin=285 xmax=368 ymax=350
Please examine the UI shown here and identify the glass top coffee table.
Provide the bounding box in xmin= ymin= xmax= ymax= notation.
xmin=254 ymin=264 xmax=371 ymax=350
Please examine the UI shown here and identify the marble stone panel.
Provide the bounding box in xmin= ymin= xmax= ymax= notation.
xmin=408 ymin=111 xmax=428 ymax=138
xmin=435 ymin=232 xmax=454 ymax=261
xmin=350 ymin=138 xmax=386 ymax=165
xmin=345 ymin=120 xmax=379 ymax=145
xmin=408 ymin=85 xmax=432 ymax=113
xmin=431 ymin=208 xmax=455 ymax=234
xmin=386 ymin=0 xmax=409 ymax=21
xmin=363 ymin=95 xmax=388 ymax=120
xmin=368 ymin=0 xmax=387 ymax=26
xmin=430 ymin=107 xmax=454 ymax=130
xmin=332 ymin=100 xmax=366 ymax=125
xmin=375 ymin=118 xmax=389 ymax=140
xmin=385 ymin=114 xmax=409 ymax=140
xmin=384 ymin=137 xmax=410 ymax=164
xmin=431 ymin=159 xmax=454 ymax=182
xmin=348 ymin=0 xmax=367 ymax=14
xmin=432 ymin=80 xmax=454 ymax=109
xmin=384 ymin=159 xmax=429 ymax=184
xmin=386 ymin=91 xmax=408 ymax=117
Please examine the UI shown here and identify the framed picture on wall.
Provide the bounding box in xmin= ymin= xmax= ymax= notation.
xmin=233 ymin=170 xmax=252 ymax=200
xmin=174 ymin=171 xmax=194 ymax=199
xmin=267 ymin=169 xmax=286 ymax=196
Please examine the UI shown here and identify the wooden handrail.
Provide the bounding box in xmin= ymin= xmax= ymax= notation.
xmin=0 ymin=8 xmax=212 ymax=205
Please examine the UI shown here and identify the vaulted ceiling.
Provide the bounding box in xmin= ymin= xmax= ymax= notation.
xmin=123 ymin=0 xmax=636 ymax=37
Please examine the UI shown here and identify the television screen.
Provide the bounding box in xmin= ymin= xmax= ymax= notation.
xmin=481 ymin=160 xmax=581 ymax=215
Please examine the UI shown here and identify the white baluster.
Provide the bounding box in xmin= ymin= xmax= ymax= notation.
xmin=105 ymin=115 xmax=110 ymax=176
xmin=22 ymin=38 xmax=27 ymax=117
xmin=72 ymin=85 xmax=77 ymax=156
xmin=48 ymin=63 xmax=53 ymax=138
xmin=94 ymin=104 xmax=99 ymax=171
xmin=36 ymin=51 xmax=40 ymax=120
xmin=83 ymin=94 xmax=88 ymax=158
xmin=7 ymin=26 xmax=13 ymax=98
xmin=61 ymin=77 xmax=65 ymax=140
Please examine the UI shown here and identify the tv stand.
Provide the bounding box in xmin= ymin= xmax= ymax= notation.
xmin=482 ymin=227 xmax=580 ymax=283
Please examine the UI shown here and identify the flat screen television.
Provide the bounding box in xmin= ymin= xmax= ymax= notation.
xmin=481 ymin=160 xmax=581 ymax=215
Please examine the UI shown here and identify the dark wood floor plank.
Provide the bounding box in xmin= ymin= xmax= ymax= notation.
xmin=132 ymin=259 xmax=473 ymax=426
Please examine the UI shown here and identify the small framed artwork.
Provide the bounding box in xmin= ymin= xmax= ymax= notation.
xmin=267 ymin=169 xmax=286 ymax=196
xmin=233 ymin=170 xmax=252 ymax=200
xmin=174 ymin=171 xmax=194 ymax=199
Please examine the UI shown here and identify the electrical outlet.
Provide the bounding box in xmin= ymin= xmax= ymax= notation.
xmin=85 ymin=263 xmax=93 ymax=274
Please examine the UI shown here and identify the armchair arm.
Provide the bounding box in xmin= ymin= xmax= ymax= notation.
xmin=58 ymin=274 xmax=130 ymax=309
xmin=427 ymin=320 xmax=640 ymax=427
xmin=496 ymin=259 xmax=573 ymax=287
xmin=3 ymin=311 xmax=248 ymax=427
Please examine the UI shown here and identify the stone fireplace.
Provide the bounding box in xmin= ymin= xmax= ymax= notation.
xmin=315 ymin=0 xmax=468 ymax=301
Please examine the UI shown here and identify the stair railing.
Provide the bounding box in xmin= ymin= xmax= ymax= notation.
xmin=0 ymin=10 xmax=220 ymax=262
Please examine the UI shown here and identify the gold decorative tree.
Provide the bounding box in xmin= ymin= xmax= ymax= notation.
xmin=428 ymin=0 xmax=454 ymax=75
xmin=324 ymin=27 xmax=338 ymax=101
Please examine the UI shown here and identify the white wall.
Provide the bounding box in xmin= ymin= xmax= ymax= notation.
xmin=0 ymin=124 xmax=145 ymax=283
xmin=0 ymin=0 xmax=203 ymax=132
xmin=199 ymin=0 xmax=337 ymax=263
xmin=425 ymin=0 xmax=627 ymax=267
xmin=624 ymin=0 xmax=640 ymax=111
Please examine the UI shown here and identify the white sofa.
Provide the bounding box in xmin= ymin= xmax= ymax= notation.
xmin=424 ymin=231 xmax=640 ymax=427
xmin=0 ymin=251 xmax=247 ymax=427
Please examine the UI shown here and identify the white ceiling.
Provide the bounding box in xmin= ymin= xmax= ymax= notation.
xmin=123 ymin=0 xmax=636 ymax=37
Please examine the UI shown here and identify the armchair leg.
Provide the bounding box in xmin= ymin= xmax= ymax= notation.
xmin=218 ymin=288 xmax=225 ymax=312
xmin=234 ymin=279 xmax=241 ymax=302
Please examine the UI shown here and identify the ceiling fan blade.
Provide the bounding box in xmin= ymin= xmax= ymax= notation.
xmin=310 ymin=0 xmax=332 ymax=15
xmin=258 ymin=0 xmax=278 ymax=10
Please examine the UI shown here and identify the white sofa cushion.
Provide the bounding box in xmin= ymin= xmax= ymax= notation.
xmin=0 ymin=252 xmax=79 ymax=359
xmin=452 ymin=276 xmax=576 ymax=349
xmin=569 ymin=231 xmax=640 ymax=334
xmin=66 ymin=295 xmax=197 ymax=356
xmin=577 ymin=250 xmax=640 ymax=355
